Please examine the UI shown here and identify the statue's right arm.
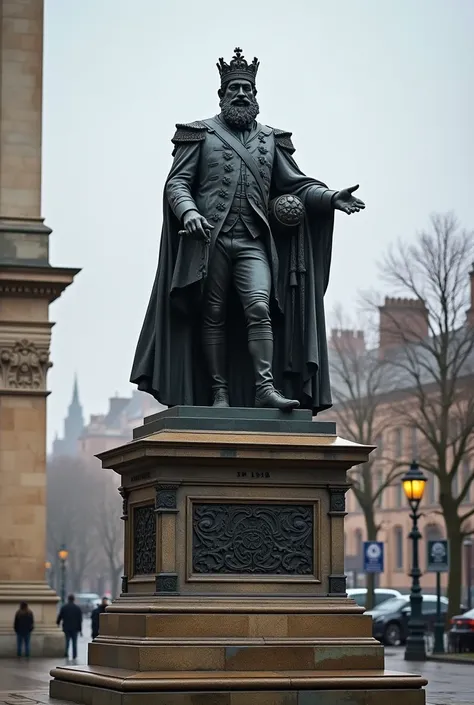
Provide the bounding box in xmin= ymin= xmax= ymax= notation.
xmin=166 ymin=122 xmax=206 ymax=221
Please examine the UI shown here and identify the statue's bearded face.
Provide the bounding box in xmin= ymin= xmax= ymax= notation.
xmin=219 ymin=79 xmax=259 ymax=129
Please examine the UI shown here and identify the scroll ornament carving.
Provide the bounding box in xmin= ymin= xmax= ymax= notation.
xmin=192 ymin=503 xmax=314 ymax=575
xmin=0 ymin=339 xmax=51 ymax=391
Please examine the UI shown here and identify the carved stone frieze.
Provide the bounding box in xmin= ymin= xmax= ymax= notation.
xmin=133 ymin=505 xmax=156 ymax=575
xmin=0 ymin=338 xmax=51 ymax=391
xmin=192 ymin=502 xmax=314 ymax=575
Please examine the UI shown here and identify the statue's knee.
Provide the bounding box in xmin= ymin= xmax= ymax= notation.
xmin=246 ymin=299 xmax=270 ymax=324
xmin=203 ymin=303 xmax=225 ymax=326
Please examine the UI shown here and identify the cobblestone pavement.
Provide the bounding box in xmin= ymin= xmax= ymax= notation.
xmin=385 ymin=647 xmax=473 ymax=705
xmin=0 ymin=637 xmax=471 ymax=705
xmin=0 ymin=629 xmax=89 ymax=704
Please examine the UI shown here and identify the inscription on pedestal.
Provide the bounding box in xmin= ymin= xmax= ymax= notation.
xmin=192 ymin=502 xmax=313 ymax=575
xmin=133 ymin=505 xmax=156 ymax=575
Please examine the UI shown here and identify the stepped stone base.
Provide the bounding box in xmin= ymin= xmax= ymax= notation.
xmin=49 ymin=407 xmax=427 ymax=703
xmin=0 ymin=581 xmax=64 ymax=657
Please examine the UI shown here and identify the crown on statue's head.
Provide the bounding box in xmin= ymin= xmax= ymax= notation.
xmin=217 ymin=47 xmax=259 ymax=88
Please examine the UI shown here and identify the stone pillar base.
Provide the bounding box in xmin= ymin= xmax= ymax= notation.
xmin=0 ymin=580 xmax=64 ymax=657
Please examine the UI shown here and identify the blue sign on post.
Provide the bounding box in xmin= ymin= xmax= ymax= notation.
xmin=427 ymin=539 xmax=449 ymax=572
xmin=363 ymin=541 xmax=384 ymax=573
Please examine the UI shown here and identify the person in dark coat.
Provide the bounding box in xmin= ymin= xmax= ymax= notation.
xmin=91 ymin=597 xmax=108 ymax=640
xmin=56 ymin=594 xmax=83 ymax=661
xmin=13 ymin=601 xmax=34 ymax=658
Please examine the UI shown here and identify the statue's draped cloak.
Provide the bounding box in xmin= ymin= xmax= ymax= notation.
xmin=130 ymin=128 xmax=334 ymax=414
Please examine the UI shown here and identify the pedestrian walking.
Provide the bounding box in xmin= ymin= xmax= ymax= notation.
xmin=56 ymin=593 xmax=83 ymax=662
xmin=13 ymin=601 xmax=34 ymax=658
xmin=91 ymin=597 xmax=108 ymax=640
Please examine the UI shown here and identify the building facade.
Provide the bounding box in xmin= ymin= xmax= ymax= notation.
xmin=51 ymin=383 xmax=164 ymax=461
xmin=325 ymin=273 xmax=474 ymax=596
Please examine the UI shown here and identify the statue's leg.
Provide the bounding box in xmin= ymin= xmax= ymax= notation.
xmin=233 ymin=234 xmax=300 ymax=411
xmin=202 ymin=235 xmax=232 ymax=407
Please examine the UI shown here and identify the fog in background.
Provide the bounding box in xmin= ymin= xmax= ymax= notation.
xmin=43 ymin=0 xmax=474 ymax=444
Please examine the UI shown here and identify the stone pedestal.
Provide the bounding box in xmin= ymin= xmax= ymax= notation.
xmin=50 ymin=408 xmax=426 ymax=704
xmin=0 ymin=0 xmax=79 ymax=656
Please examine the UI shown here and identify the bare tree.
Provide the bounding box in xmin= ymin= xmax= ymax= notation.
xmin=93 ymin=472 xmax=124 ymax=598
xmin=377 ymin=212 xmax=474 ymax=617
xmin=47 ymin=456 xmax=97 ymax=592
xmin=47 ymin=456 xmax=124 ymax=597
xmin=329 ymin=311 xmax=402 ymax=607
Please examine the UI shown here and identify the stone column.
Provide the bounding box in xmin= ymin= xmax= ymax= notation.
xmin=0 ymin=0 xmax=79 ymax=656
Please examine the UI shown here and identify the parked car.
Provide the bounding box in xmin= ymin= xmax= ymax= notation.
xmin=448 ymin=607 xmax=474 ymax=652
xmin=347 ymin=588 xmax=403 ymax=608
xmin=366 ymin=594 xmax=449 ymax=646
xmin=75 ymin=593 xmax=101 ymax=615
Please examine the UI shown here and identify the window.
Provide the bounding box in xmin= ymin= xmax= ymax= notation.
xmin=355 ymin=529 xmax=363 ymax=559
xmin=451 ymin=471 xmax=459 ymax=499
xmin=347 ymin=490 xmax=353 ymax=512
xmin=352 ymin=593 xmax=366 ymax=607
xmin=461 ymin=459 xmax=472 ymax=504
xmin=375 ymin=435 xmax=383 ymax=458
xmin=375 ymin=591 xmax=398 ymax=606
xmin=428 ymin=474 xmax=437 ymax=505
xmin=375 ymin=470 xmax=383 ymax=508
xmin=394 ymin=527 xmax=404 ymax=571
xmin=394 ymin=482 xmax=403 ymax=508
xmin=421 ymin=598 xmax=448 ymax=615
xmin=449 ymin=417 xmax=459 ymax=444
xmin=394 ymin=428 xmax=403 ymax=457
xmin=411 ymin=427 xmax=418 ymax=459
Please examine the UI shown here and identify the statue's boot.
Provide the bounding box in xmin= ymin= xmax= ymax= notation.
xmin=204 ymin=342 xmax=230 ymax=408
xmin=213 ymin=388 xmax=230 ymax=408
xmin=251 ymin=338 xmax=300 ymax=411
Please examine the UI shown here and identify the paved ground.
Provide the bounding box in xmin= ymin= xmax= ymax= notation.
xmin=0 ymin=632 xmax=471 ymax=705
xmin=384 ymin=648 xmax=473 ymax=705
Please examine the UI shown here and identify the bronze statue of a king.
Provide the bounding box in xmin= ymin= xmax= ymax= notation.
xmin=130 ymin=48 xmax=365 ymax=412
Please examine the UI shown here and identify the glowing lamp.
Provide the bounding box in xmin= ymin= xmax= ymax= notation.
xmin=402 ymin=460 xmax=427 ymax=511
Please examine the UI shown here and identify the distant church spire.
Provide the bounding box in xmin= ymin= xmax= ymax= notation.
xmin=72 ymin=373 xmax=80 ymax=405
xmin=54 ymin=374 xmax=85 ymax=457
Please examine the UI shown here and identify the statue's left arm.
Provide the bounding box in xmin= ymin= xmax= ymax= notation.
xmin=271 ymin=130 xmax=365 ymax=215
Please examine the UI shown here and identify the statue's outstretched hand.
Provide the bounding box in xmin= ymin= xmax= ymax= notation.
xmin=182 ymin=210 xmax=213 ymax=242
xmin=333 ymin=184 xmax=365 ymax=215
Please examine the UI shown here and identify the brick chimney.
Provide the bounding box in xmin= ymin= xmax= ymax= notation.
xmin=467 ymin=263 xmax=474 ymax=327
xmin=330 ymin=329 xmax=365 ymax=356
xmin=378 ymin=297 xmax=429 ymax=357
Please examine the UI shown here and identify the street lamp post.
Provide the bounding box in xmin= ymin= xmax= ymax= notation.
xmin=464 ymin=538 xmax=473 ymax=611
xmin=402 ymin=460 xmax=428 ymax=661
xmin=58 ymin=545 xmax=69 ymax=605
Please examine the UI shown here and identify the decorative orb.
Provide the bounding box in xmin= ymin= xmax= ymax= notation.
xmin=271 ymin=194 xmax=305 ymax=226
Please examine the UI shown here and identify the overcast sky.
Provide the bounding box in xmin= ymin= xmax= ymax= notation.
xmin=43 ymin=0 xmax=474 ymax=444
